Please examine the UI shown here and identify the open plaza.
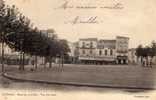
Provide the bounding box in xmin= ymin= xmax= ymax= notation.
xmin=0 ymin=63 xmax=156 ymax=90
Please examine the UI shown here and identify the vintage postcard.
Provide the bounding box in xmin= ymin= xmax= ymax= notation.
xmin=0 ymin=0 xmax=156 ymax=100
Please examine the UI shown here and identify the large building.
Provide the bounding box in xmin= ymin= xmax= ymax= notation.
xmin=41 ymin=29 xmax=55 ymax=38
xmin=78 ymin=36 xmax=129 ymax=64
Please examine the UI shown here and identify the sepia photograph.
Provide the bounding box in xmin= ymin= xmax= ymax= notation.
xmin=0 ymin=0 xmax=156 ymax=100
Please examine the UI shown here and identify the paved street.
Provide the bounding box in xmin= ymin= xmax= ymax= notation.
xmin=0 ymin=64 xmax=156 ymax=91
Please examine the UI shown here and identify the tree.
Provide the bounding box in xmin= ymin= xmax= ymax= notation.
xmin=151 ymin=41 xmax=156 ymax=56
xmin=0 ymin=1 xmax=70 ymax=71
xmin=150 ymin=41 xmax=156 ymax=65
xmin=136 ymin=41 xmax=156 ymax=67
xmin=57 ymin=39 xmax=70 ymax=67
xmin=0 ymin=2 xmax=37 ymax=70
xmin=0 ymin=0 xmax=5 ymax=72
xmin=0 ymin=1 xmax=20 ymax=72
xmin=136 ymin=45 xmax=144 ymax=64
xmin=4 ymin=6 xmax=32 ymax=70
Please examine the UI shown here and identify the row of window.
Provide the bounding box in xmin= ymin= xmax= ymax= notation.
xmin=82 ymin=41 xmax=93 ymax=48
xmin=82 ymin=49 xmax=113 ymax=56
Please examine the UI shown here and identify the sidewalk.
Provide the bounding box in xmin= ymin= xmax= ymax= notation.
xmin=2 ymin=64 xmax=156 ymax=90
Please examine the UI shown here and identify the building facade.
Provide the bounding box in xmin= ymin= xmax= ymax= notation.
xmin=68 ymin=42 xmax=79 ymax=63
xmin=115 ymin=36 xmax=129 ymax=64
xmin=78 ymin=36 xmax=129 ymax=64
xmin=41 ymin=29 xmax=55 ymax=38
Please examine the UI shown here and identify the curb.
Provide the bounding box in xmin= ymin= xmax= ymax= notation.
xmin=2 ymin=73 xmax=156 ymax=90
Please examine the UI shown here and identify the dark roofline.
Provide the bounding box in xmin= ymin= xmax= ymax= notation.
xmin=79 ymin=38 xmax=98 ymax=41
xmin=116 ymin=36 xmax=129 ymax=39
xmin=99 ymin=40 xmax=116 ymax=42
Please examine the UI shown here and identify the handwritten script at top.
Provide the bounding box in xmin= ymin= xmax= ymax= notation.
xmin=64 ymin=16 xmax=99 ymax=25
xmin=55 ymin=0 xmax=124 ymax=25
xmin=57 ymin=1 xmax=124 ymax=10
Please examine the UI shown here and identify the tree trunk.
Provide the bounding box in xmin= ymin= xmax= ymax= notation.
xmin=21 ymin=52 xmax=25 ymax=70
xmin=49 ymin=56 xmax=52 ymax=68
xmin=1 ymin=40 xmax=4 ymax=73
xmin=44 ymin=57 xmax=46 ymax=68
xmin=141 ymin=56 xmax=143 ymax=65
xmin=150 ymin=56 xmax=153 ymax=67
xmin=62 ymin=55 xmax=64 ymax=67
xmin=35 ymin=56 xmax=38 ymax=69
xmin=146 ymin=57 xmax=148 ymax=67
xmin=19 ymin=52 xmax=22 ymax=70
xmin=59 ymin=56 xmax=61 ymax=67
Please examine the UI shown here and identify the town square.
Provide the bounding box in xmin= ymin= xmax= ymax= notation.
xmin=0 ymin=0 xmax=156 ymax=100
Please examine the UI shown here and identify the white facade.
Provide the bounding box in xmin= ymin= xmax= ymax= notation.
xmin=68 ymin=42 xmax=76 ymax=57
xmin=79 ymin=38 xmax=97 ymax=57
xmin=67 ymin=42 xmax=79 ymax=63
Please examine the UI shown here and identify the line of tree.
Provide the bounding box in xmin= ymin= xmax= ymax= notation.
xmin=0 ymin=0 xmax=70 ymax=71
xmin=136 ymin=41 xmax=156 ymax=66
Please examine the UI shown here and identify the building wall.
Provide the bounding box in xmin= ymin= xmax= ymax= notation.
xmin=41 ymin=29 xmax=55 ymax=38
xmin=116 ymin=36 xmax=129 ymax=52
xmin=77 ymin=36 xmax=129 ymax=64
xmin=115 ymin=36 xmax=129 ymax=64
xmin=68 ymin=42 xmax=79 ymax=63
xmin=98 ymin=40 xmax=116 ymax=49
xmin=78 ymin=38 xmax=97 ymax=57
xmin=79 ymin=49 xmax=96 ymax=57
xmin=68 ymin=42 xmax=75 ymax=57
xmin=79 ymin=39 xmax=97 ymax=49
xmin=96 ymin=40 xmax=116 ymax=61
xmin=96 ymin=48 xmax=116 ymax=57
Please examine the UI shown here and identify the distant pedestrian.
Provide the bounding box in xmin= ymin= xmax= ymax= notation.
xmin=143 ymin=61 xmax=145 ymax=67
xmin=31 ymin=60 xmax=34 ymax=66
xmin=149 ymin=60 xmax=152 ymax=68
xmin=142 ymin=58 xmax=146 ymax=67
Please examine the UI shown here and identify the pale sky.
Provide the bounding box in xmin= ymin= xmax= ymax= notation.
xmin=5 ymin=0 xmax=156 ymax=48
